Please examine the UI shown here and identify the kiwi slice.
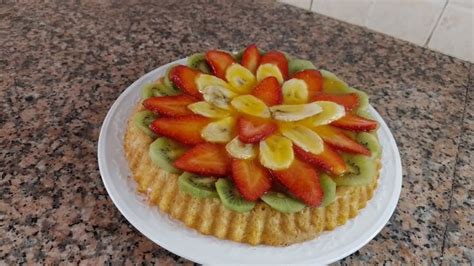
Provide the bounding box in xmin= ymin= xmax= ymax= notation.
xmin=261 ymin=191 xmax=305 ymax=213
xmin=149 ymin=137 xmax=187 ymax=174
xmin=178 ymin=172 xmax=218 ymax=198
xmin=288 ymin=59 xmax=316 ymax=75
xmin=350 ymin=87 xmax=369 ymax=112
xmin=187 ymin=53 xmax=211 ymax=74
xmin=215 ymin=179 xmax=255 ymax=213
xmin=320 ymin=174 xmax=336 ymax=207
xmin=333 ymin=155 xmax=377 ymax=187
xmin=134 ymin=110 xmax=158 ymax=138
xmin=232 ymin=49 xmax=244 ymax=62
xmin=357 ymin=132 xmax=381 ymax=160
xmin=162 ymin=65 xmax=182 ymax=95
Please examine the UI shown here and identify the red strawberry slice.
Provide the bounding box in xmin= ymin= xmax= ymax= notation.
xmin=293 ymin=69 xmax=323 ymax=100
xmin=143 ymin=95 xmax=197 ymax=117
xmin=251 ymin=76 xmax=282 ymax=106
xmin=260 ymin=51 xmax=289 ymax=80
xmin=331 ymin=114 xmax=378 ymax=132
xmin=272 ymin=159 xmax=323 ymax=206
xmin=174 ymin=143 xmax=231 ymax=176
xmin=205 ymin=50 xmax=236 ymax=80
xmin=313 ymin=125 xmax=371 ymax=156
xmin=231 ymin=159 xmax=272 ymax=201
xmin=169 ymin=65 xmax=201 ymax=98
xmin=241 ymin=44 xmax=261 ymax=74
xmin=312 ymin=93 xmax=359 ymax=111
xmin=294 ymin=144 xmax=348 ymax=176
xmin=150 ymin=115 xmax=210 ymax=145
xmin=237 ymin=117 xmax=278 ymax=143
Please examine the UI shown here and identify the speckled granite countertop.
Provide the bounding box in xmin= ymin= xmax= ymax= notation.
xmin=1 ymin=0 xmax=472 ymax=264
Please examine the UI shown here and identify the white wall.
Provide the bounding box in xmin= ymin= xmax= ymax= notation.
xmin=278 ymin=0 xmax=474 ymax=63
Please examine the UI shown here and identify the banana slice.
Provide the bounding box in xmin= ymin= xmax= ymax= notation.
xmin=259 ymin=134 xmax=294 ymax=170
xmin=201 ymin=85 xmax=238 ymax=110
xmin=225 ymin=137 xmax=256 ymax=159
xmin=231 ymin=95 xmax=271 ymax=118
xmin=281 ymin=125 xmax=324 ymax=154
xmin=303 ymin=101 xmax=345 ymax=126
xmin=270 ymin=102 xmax=322 ymax=122
xmin=201 ymin=117 xmax=236 ymax=143
xmin=196 ymin=74 xmax=232 ymax=93
xmin=256 ymin=63 xmax=284 ymax=84
xmin=281 ymin=78 xmax=308 ymax=104
xmin=187 ymin=101 xmax=231 ymax=118
xmin=225 ymin=63 xmax=256 ymax=94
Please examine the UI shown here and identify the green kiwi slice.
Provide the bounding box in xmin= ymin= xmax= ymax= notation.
xmin=320 ymin=174 xmax=336 ymax=207
xmin=261 ymin=191 xmax=306 ymax=213
xmin=163 ymin=65 xmax=182 ymax=95
xmin=134 ymin=110 xmax=158 ymax=138
xmin=333 ymin=154 xmax=377 ymax=187
xmin=187 ymin=53 xmax=211 ymax=74
xmin=288 ymin=59 xmax=316 ymax=75
xmin=149 ymin=137 xmax=187 ymax=174
xmin=215 ymin=179 xmax=255 ymax=213
xmin=178 ymin=172 xmax=218 ymax=198
xmin=356 ymin=132 xmax=381 ymax=160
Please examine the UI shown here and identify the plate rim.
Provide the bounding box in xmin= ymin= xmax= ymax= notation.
xmin=98 ymin=58 xmax=403 ymax=264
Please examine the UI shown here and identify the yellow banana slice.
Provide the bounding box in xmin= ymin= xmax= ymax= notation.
xmin=256 ymin=63 xmax=284 ymax=84
xmin=225 ymin=137 xmax=257 ymax=159
xmin=259 ymin=134 xmax=294 ymax=170
xmin=201 ymin=117 xmax=236 ymax=143
xmin=280 ymin=125 xmax=324 ymax=154
xmin=196 ymin=74 xmax=232 ymax=93
xmin=281 ymin=78 xmax=308 ymax=104
xmin=270 ymin=102 xmax=322 ymax=122
xmin=303 ymin=101 xmax=345 ymax=126
xmin=187 ymin=101 xmax=231 ymax=118
xmin=231 ymin=95 xmax=271 ymax=118
xmin=201 ymin=85 xmax=238 ymax=110
xmin=225 ymin=63 xmax=256 ymax=94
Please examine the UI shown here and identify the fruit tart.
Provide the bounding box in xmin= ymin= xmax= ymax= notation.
xmin=124 ymin=45 xmax=381 ymax=246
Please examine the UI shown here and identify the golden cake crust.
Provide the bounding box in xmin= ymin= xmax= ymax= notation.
xmin=124 ymin=104 xmax=380 ymax=246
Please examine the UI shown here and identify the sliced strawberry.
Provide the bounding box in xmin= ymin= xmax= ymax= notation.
xmin=313 ymin=125 xmax=371 ymax=156
xmin=260 ymin=51 xmax=289 ymax=80
xmin=205 ymin=50 xmax=236 ymax=80
xmin=150 ymin=115 xmax=210 ymax=145
xmin=272 ymin=159 xmax=323 ymax=206
xmin=251 ymin=76 xmax=282 ymax=106
xmin=231 ymin=159 xmax=272 ymax=201
xmin=241 ymin=44 xmax=261 ymax=74
xmin=174 ymin=143 xmax=231 ymax=176
xmin=293 ymin=69 xmax=323 ymax=100
xmin=143 ymin=95 xmax=197 ymax=117
xmin=312 ymin=93 xmax=359 ymax=111
xmin=294 ymin=144 xmax=347 ymax=176
xmin=169 ymin=65 xmax=201 ymax=97
xmin=331 ymin=114 xmax=378 ymax=132
xmin=237 ymin=117 xmax=278 ymax=143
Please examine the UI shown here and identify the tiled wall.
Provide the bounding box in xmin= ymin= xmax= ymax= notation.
xmin=278 ymin=0 xmax=474 ymax=63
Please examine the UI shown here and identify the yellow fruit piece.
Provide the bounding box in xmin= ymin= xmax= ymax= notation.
xmin=320 ymin=70 xmax=349 ymax=94
xmin=225 ymin=63 xmax=257 ymax=94
xmin=201 ymin=117 xmax=236 ymax=143
xmin=201 ymin=86 xmax=238 ymax=110
xmin=231 ymin=95 xmax=271 ymax=118
xmin=270 ymin=102 xmax=322 ymax=122
xmin=196 ymin=74 xmax=232 ymax=93
xmin=303 ymin=101 xmax=345 ymax=126
xmin=187 ymin=101 xmax=231 ymax=118
xmin=225 ymin=137 xmax=257 ymax=159
xmin=259 ymin=134 xmax=294 ymax=170
xmin=256 ymin=63 xmax=284 ymax=84
xmin=280 ymin=125 xmax=324 ymax=154
xmin=281 ymin=78 xmax=308 ymax=104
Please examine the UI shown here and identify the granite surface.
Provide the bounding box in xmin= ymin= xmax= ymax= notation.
xmin=1 ymin=0 xmax=472 ymax=264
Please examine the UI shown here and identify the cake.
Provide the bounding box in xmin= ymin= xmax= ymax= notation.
xmin=124 ymin=45 xmax=381 ymax=246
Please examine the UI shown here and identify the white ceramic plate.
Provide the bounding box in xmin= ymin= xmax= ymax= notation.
xmin=98 ymin=58 xmax=402 ymax=265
